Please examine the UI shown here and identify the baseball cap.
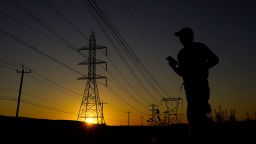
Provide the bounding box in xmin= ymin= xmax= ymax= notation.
xmin=175 ymin=27 xmax=194 ymax=37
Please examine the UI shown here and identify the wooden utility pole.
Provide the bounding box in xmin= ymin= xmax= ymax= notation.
xmin=16 ymin=65 xmax=31 ymax=117
xmin=127 ymin=112 xmax=131 ymax=126
xmin=140 ymin=116 xmax=144 ymax=126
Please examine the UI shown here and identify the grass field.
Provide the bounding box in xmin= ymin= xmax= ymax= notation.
xmin=0 ymin=116 xmax=255 ymax=144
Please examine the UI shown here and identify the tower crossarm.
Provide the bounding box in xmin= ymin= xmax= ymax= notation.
xmin=78 ymin=45 xmax=107 ymax=51
xmin=77 ymin=75 xmax=107 ymax=80
xmin=78 ymin=59 xmax=107 ymax=65
xmin=161 ymin=97 xmax=183 ymax=102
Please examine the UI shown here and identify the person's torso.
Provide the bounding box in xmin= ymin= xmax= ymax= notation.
xmin=177 ymin=42 xmax=209 ymax=80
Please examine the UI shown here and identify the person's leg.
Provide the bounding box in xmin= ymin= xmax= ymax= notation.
xmin=187 ymin=105 xmax=201 ymax=144
xmin=185 ymin=80 xmax=212 ymax=144
xmin=187 ymin=103 xmax=213 ymax=144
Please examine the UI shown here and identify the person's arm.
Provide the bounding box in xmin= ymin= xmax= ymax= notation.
xmin=206 ymin=48 xmax=219 ymax=68
xmin=166 ymin=56 xmax=182 ymax=76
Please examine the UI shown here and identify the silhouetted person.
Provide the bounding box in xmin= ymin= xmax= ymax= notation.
xmin=166 ymin=27 xmax=219 ymax=144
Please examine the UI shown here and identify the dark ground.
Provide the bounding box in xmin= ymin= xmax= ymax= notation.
xmin=0 ymin=116 xmax=255 ymax=144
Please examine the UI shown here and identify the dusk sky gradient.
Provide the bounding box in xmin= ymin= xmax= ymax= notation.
xmin=0 ymin=0 xmax=255 ymax=125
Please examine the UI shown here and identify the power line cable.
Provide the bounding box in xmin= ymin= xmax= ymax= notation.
xmin=0 ymin=97 xmax=17 ymax=102
xmin=31 ymin=70 xmax=82 ymax=97
xmin=0 ymin=10 xmax=77 ymax=53
xmin=99 ymin=57 xmax=154 ymax=105
xmin=42 ymin=0 xmax=89 ymax=40
xmin=0 ymin=57 xmax=22 ymax=67
xmin=0 ymin=27 xmax=83 ymax=75
xmin=82 ymin=0 xmax=160 ymax=103
xmin=97 ymin=64 xmax=152 ymax=106
xmin=86 ymin=0 xmax=173 ymax=99
xmin=9 ymin=0 xmax=78 ymax=51
xmin=23 ymin=93 xmax=77 ymax=111
xmin=0 ymin=95 xmax=78 ymax=116
xmin=27 ymin=75 xmax=81 ymax=99
xmin=0 ymin=64 xmax=17 ymax=71
xmin=104 ymin=86 xmax=148 ymax=116
xmin=0 ymin=87 xmax=78 ymax=112
xmin=107 ymin=77 xmax=150 ymax=108
xmin=21 ymin=99 xmax=78 ymax=115
xmin=0 ymin=58 xmax=82 ymax=99
xmin=42 ymin=0 xmax=151 ymax=118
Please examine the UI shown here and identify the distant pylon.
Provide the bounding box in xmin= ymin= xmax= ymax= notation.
xmin=77 ymin=31 xmax=107 ymax=124
xmin=161 ymin=97 xmax=183 ymax=125
xmin=147 ymin=104 xmax=161 ymax=126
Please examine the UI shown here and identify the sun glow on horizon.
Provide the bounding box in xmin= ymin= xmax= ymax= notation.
xmin=85 ymin=117 xmax=97 ymax=124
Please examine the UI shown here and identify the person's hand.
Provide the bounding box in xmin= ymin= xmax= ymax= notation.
xmin=166 ymin=56 xmax=177 ymax=67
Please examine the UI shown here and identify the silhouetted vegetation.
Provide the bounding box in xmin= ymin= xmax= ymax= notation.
xmin=213 ymin=105 xmax=237 ymax=123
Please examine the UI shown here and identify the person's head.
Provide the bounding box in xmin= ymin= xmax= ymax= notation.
xmin=175 ymin=27 xmax=194 ymax=46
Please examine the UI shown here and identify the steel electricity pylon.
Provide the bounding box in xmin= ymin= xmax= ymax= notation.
xmin=77 ymin=31 xmax=107 ymax=124
xmin=161 ymin=97 xmax=183 ymax=125
xmin=147 ymin=104 xmax=161 ymax=126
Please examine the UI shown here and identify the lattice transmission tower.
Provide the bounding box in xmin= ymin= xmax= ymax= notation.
xmin=147 ymin=104 xmax=161 ymax=126
xmin=77 ymin=31 xmax=107 ymax=124
xmin=161 ymin=97 xmax=183 ymax=125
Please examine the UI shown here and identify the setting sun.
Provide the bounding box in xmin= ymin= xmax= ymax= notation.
xmin=85 ymin=118 xmax=97 ymax=124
